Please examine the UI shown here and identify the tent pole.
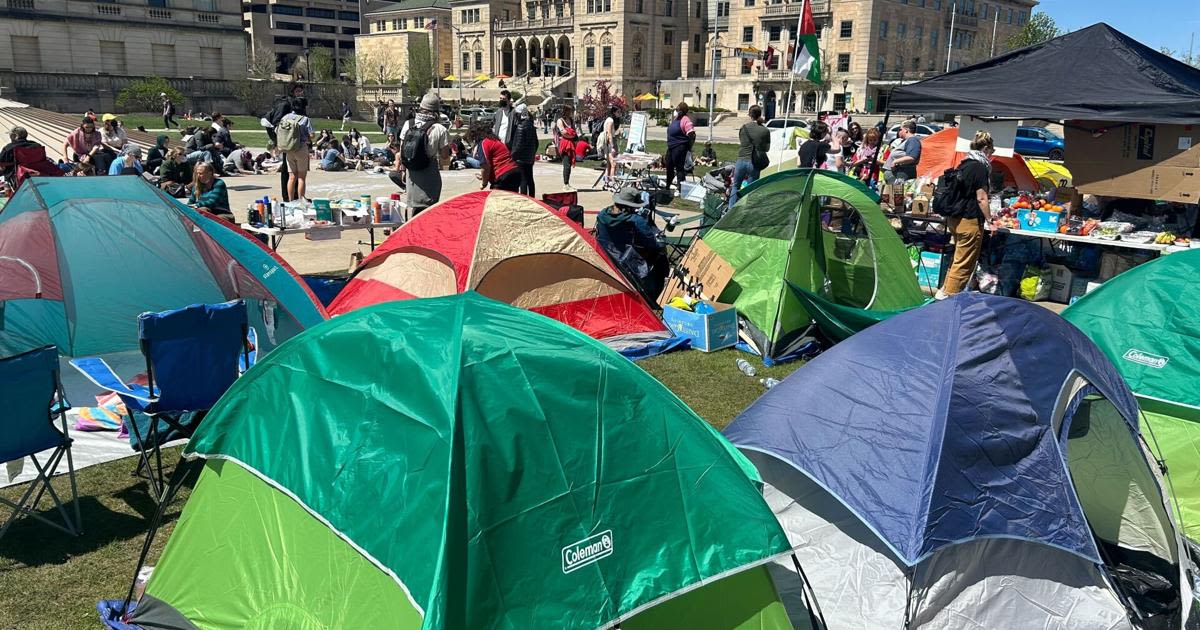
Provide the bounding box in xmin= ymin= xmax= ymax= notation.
xmin=946 ymin=0 xmax=957 ymax=73
xmin=990 ymin=6 xmax=1000 ymax=57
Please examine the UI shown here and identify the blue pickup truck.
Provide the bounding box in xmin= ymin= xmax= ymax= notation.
xmin=1015 ymin=126 xmax=1065 ymax=160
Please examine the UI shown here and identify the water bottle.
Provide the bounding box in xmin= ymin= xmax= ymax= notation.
xmin=736 ymin=358 xmax=757 ymax=377
xmin=760 ymin=377 xmax=781 ymax=389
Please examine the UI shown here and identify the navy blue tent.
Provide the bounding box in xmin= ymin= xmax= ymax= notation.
xmin=725 ymin=294 xmax=1189 ymax=629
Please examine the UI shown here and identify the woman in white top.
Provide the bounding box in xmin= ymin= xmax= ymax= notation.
xmin=100 ymin=114 xmax=128 ymax=152
xmin=600 ymin=105 xmax=621 ymax=181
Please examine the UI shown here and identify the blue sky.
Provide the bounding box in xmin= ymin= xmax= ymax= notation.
xmin=1035 ymin=0 xmax=1199 ymax=56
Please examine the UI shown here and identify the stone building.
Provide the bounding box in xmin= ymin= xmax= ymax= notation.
xmin=357 ymin=0 xmax=455 ymax=87
xmin=662 ymin=0 xmax=1036 ymax=117
xmin=244 ymin=0 xmax=364 ymax=75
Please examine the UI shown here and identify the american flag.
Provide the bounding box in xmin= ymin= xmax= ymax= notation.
xmin=426 ymin=18 xmax=438 ymax=30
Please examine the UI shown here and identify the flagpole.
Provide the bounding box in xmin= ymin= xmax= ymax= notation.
xmin=775 ymin=0 xmax=806 ymax=166
xmin=946 ymin=0 xmax=957 ymax=73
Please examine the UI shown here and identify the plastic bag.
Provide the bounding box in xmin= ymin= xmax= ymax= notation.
xmin=1019 ymin=267 xmax=1051 ymax=301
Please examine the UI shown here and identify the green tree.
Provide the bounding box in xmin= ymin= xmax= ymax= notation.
xmin=1006 ymin=12 xmax=1062 ymax=51
xmin=248 ymin=46 xmax=277 ymax=79
xmin=308 ymin=45 xmax=335 ymax=82
xmin=116 ymin=76 xmax=184 ymax=113
xmin=407 ymin=36 xmax=434 ymax=99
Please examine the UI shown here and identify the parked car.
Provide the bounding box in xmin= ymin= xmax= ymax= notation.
xmin=765 ymin=118 xmax=809 ymax=130
xmin=883 ymin=122 xmax=942 ymax=143
xmin=1015 ymin=126 xmax=1065 ymax=160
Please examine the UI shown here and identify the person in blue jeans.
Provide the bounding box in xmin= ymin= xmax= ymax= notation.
xmin=730 ymin=105 xmax=770 ymax=208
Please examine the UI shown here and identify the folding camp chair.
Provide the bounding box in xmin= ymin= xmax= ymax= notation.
xmin=0 ymin=345 xmax=81 ymax=541
xmin=70 ymin=301 xmax=254 ymax=501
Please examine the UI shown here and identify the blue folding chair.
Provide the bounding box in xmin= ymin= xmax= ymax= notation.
xmin=71 ymin=301 xmax=253 ymax=500
xmin=0 ymin=345 xmax=81 ymax=541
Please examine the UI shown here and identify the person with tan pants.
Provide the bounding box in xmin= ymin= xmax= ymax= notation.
xmin=938 ymin=131 xmax=995 ymax=299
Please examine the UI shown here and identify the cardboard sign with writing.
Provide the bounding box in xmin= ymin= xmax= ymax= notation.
xmin=658 ymin=239 xmax=734 ymax=306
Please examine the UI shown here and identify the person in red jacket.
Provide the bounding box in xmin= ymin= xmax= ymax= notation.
xmin=467 ymin=121 xmax=522 ymax=192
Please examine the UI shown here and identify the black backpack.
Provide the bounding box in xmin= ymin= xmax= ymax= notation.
xmin=265 ymin=96 xmax=291 ymax=129
xmin=400 ymin=121 xmax=432 ymax=170
xmin=933 ymin=163 xmax=975 ymax=218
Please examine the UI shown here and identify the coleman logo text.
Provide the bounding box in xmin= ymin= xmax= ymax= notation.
xmin=1123 ymin=349 xmax=1168 ymax=369
xmin=562 ymin=530 xmax=614 ymax=574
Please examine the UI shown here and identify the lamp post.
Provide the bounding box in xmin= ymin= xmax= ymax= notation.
xmin=303 ymin=47 xmax=311 ymax=83
xmin=841 ymin=79 xmax=848 ymax=113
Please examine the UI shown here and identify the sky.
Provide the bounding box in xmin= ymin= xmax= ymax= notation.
xmin=1035 ymin=0 xmax=1199 ymax=56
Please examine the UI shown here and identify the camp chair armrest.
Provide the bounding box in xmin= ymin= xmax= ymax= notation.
xmin=68 ymin=358 xmax=156 ymax=407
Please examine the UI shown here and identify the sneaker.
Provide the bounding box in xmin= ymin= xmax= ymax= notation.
xmin=934 ymin=289 xmax=949 ymax=301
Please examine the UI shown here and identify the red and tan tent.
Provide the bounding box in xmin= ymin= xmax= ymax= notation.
xmin=328 ymin=191 xmax=684 ymax=357
xmin=916 ymin=127 xmax=1039 ymax=192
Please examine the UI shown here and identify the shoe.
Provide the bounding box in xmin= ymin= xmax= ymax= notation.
xmin=934 ymin=289 xmax=949 ymax=300
xmin=563 ymin=184 xmax=574 ymax=191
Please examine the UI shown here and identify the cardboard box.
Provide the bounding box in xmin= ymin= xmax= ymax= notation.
xmin=1067 ymin=275 xmax=1098 ymax=305
xmin=662 ymin=302 xmax=738 ymax=352
xmin=1098 ymin=251 xmax=1153 ymax=281
xmin=1066 ymin=122 xmax=1200 ymax=203
xmin=911 ymin=195 xmax=930 ymax=216
xmin=1020 ymin=210 xmax=1063 ymax=233
xmin=658 ymin=239 xmax=735 ymax=306
xmin=1048 ymin=264 xmax=1074 ymax=303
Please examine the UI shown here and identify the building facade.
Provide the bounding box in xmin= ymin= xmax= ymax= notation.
xmin=244 ymin=0 xmax=363 ymax=75
xmin=357 ymin=0 xmax=454 ymax=87
xmin=662 ymin=0 xmax=1037 ymax=117
xmin=0 ymin=0 xmax=246 ymax=79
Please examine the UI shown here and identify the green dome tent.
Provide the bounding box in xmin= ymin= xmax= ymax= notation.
xmin=129 ymin=293 xmax=796 ymax=629
xmin=1063 ymin=250 xmax=1200 ymax=539
xmin=703 ymin=169 xmax=926 ymax=361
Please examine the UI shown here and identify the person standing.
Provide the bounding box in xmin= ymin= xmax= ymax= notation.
xmin=797 ymin=120 xmax=831 ymax=169
xmin=382 ymin=100 xmax=400 ymax=138
xmin=890 ymin=120 xmax=923 ymax=182
xmin=395 ymin=93 xmax=450 ymax=215
xmin=556 ymin=104 xmax=578 ymax=190
xmin=664 ymin=102 xmax=695 ymax=194
xmin=600 ymin=105 xmax=622 ymax=182
xmin=492 ymin=90 xmax=517 ymax=148
xmin=730 ymin=104 xmax=769 ymax=208
xmin=161 ymin=93 xmax=178 ymax=129
xmin=279 ymin=98 xmax=314 ymax=202
xmin=510 ymin=103 xmax=538 ymax=197
xmin=340 ymin=101 xmax=352 ymax=131
xmin=938 ymin=131 xmax=994 ymax=300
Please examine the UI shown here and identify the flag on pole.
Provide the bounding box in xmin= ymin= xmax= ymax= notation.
xmin=426 ymin=18 xmax=438 ymax=30
xmin=791 ymin=0 xmax=821 ymax=82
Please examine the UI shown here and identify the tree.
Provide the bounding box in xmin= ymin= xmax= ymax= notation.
xmin=308 ymin=45 xmax=335 ymax=82
xmin=1006 ymin=12 xmax=1062 ymax=51
xmin=1161 ymin=46 xmax=1199 ymax=68
xmin=579 ymin=80 xmax=627 ymax=124
xmin=356 ymin=49 xmax=405 ymax=85
xmin=116 ymin=76 xmax=184 ymax=113
xmin=248 ymin=45 xmax=277 ymax=79
xmin=340 ymin=54 xmax=358 ymax=83
xmin=407 ymin=36 xmax=434 ymax=99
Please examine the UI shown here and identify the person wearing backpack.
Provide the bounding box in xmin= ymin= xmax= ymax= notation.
xmin=263 ymin=84 xmax=303 ymax=200
xmin=277 ymin=97 xmax=314 ymax=202
xmin=937 ymin=130 xmax=994 ymax=300
xmin=392 ymin=93 xmax=450 ymax=215
xmin=730 ymin=104 xmax=770 ymax=208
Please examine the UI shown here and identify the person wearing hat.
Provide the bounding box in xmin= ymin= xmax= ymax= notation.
xmin=393 ymin=93 xmax=450 ymax=215
xmin=108 ymin=144 xmax=144 ymax=176
xmin=0 ymin=126 xmax=41 ymax=179
xmin=161 ymin=93 xmax=177 ymax=130
xmin=509 ymin=102 xmax=539 ymax=197
xmin=595 ymin=187 xmax=667 ymax=298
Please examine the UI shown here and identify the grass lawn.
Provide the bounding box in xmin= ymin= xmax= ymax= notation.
xmin=112 ymin=114 xmax=390 ymax=148
xmin=0 ymin=348 xmax=801 ymax=629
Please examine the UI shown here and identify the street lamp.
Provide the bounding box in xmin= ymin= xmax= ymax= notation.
xmin=841 ymin=79 xmax=848 ymax=113
xmin=302 ymin=47 xmax=311 ymax=83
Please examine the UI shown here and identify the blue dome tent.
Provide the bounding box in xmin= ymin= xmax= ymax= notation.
xmin=725 ymin=294 xmax=1191 ymax=629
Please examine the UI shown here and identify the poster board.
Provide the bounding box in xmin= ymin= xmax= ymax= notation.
xmin=956 ymin=116 xmax=1016 ymax=158
xmin=627 ymin=111 xmax=649 ymax=152
xmin=658 ymin=239 xmax=735 ymax=306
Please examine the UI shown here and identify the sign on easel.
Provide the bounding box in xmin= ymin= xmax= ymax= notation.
xmin=627 ymin=111 xmax=649 ymax=152
xmin=956 ymin=116 xmax=1016 ymax=158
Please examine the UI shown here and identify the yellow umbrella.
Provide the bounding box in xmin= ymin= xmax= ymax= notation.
xmin=444 ymin=73 xmax=458 ymax=81
xmin=633 ymin=93 xmax=659 ymax=101
xmin=474 ymin=73 xmax=491 ymax=81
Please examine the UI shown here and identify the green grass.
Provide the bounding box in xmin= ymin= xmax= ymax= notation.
xmin=0 ymin=349 xmax=802 ymax=628
xmin=577 ymin=141 xmax=740 ymax=172
xmin=113 ymin=114 xmax=390 ymax=148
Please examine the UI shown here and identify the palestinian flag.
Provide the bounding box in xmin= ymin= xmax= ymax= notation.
xmin=792 ymin=0 xmax=821 ymax=83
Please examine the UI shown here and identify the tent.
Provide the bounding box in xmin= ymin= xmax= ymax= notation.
xmin=890 ymin=23 xmax=1200 ymax=124
xmin=915 ymin=127 xmax=1039 ymax=191
xmin=0 ymin=176 xmax=327 ymax=358
xmin=1064 ymin=250 xmax=1200 ymax=540
xmin=328 ymin=190 xmax=683 ymax=358
xmin=725 ymin=293 xmax=1192 ymax=629
xmin=1027 ymin=158 xmax=1073 ymax=189
xmin=702 ymin=169 xmax=925 ymax=361
xmin=131 ymin=293 xmax=796 ymax=629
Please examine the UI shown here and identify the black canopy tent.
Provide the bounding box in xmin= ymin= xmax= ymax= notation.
xmin=889 ymin=23 xmax=1200 ymax=125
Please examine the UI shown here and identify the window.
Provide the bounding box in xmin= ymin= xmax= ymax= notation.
xmin=1007 ymin=8 xmax=1013 ymax=23
xmin=741 ymin=57 xmax=752 ymax=74
xmin=1019 ymin=11 xmax=1027 ymax=25
xmin=692 ymin=33 xmax=701 ymax=52
xmin=769 ymin=25 xmax=781 ymax=41
xmin=11 ymin=35 xmax=42 ymax=72
xmin=462 ymin=52 xmax=470 ymax=71
xmin=475 ymin=51 xmax=482 ymax=70
xmin=342 ymin=26 xmax=359 ymax=35
xmin=933 ymin=0 xmax=941 ymax=8
xmin=415 ymin=17 xmax=425 ymax=28
xmin=193 ymin=0 xmax=215 ymax=10
xmin=663 ymin=51 xmax=672 ymax=70
xmin=98 ymin=40 xmax=127 ymax=73
xmin=832 ymin=92 xmax=846 ymax=110
xmin=635 ymin=0 xmax=643 ymax=11
xmin=272 ymin=4 xmax=303 ymax=15
xmin=374 ymin=20 xmax=384 ymax=32
xmin=555 ymin=3 xmax=564 ymax=16
xmin=150 ymin=42 xmax=175 ymax=76
xmin=894 ymin=54 xmax=902 ymax=71
xmin=586 ymin=46 xmax=595 ymax=67
xmin=916 ymin=0 xmax=924 ymax=7
xmin=745 ymin=0 xmax=754 ymax=5
xmin=249 ymin=4 xmax=266 ymax=12
xmin=276 ymin=21 xmax=302 ymax=30
xmin=914 ymin=25 xmax=923 ymax=41
xmin=876 ymin=56 xmax=885 ymax=75
xmin=737 ymin=93 xmax=750 ymax=110
xmin=839 ymin=20 xmax=852 ymax=38
xmin=897 ymin=23 xmax=906 ymax=38
xmin=200 ymin=46 xmax=223 ymax=77
xmin=310 ymin=24 xmax=336 ymax=33
xmin=664 ymin=0 xmax=673 ymax=15
xmin=633 ymin=49 xmax=642 ymax=70
xmin=694 ymin=1 xmax=701 ymax=17
xmin=716 ymin=0 xmax=729 ymax=16
xmin=306 ymin=7 xmax=335 ymax=19
xmin=274 ymin=36 xmax=303 ymax=46
xmin=602 ymin=45 xmax=611 ymax=67
xmin=837 ymin=52 xmax=850 ymax=72
xmin=391 ymin=19 xmax=400 ymax=29
xmin=339 ymin=10 xmax=359 ymax=21
xmin=742 ymin=26 xmax=753 ymax=42
xmin=664 ymin=30 xmax=674 ymax=45
xmin=147 ymin=0 xmax=166 ymax=6
xmin=879 ymin=20 xmax=888 ymax=39
xmin=931 ymin=27 xmax=938 ymax=48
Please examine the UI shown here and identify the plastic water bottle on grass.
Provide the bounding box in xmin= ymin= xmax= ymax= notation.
xmin=736 ymin=359 xmax=757 ymax=377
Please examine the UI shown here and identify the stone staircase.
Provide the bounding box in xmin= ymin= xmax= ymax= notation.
xmin=0 ymin=98 xmax=172 ymax=162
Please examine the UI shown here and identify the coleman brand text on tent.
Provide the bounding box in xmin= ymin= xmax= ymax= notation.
xmin=562 ymin=530 xmax=614 ymax=574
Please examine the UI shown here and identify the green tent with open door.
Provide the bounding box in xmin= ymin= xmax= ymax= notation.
xmin=1063 ymin=250 xmax=1200 ymax=540
xmin=703 ymin=168 xmax=926 ymax=361
xmin=130 ymin=293 xmax=796 ymax=629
